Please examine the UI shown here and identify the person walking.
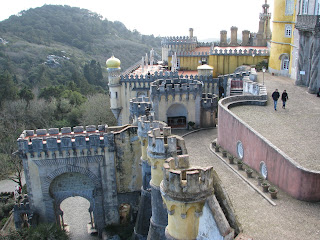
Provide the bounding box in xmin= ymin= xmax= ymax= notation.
xmin=281 ymin=90 xmax=289 ymax=109
xmin=272 ymin=89 xmax=280 ymax=111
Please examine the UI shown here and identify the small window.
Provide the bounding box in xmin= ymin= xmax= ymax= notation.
xmin=176 ymin=58 xmax=180 ymax=69
xmin=301 ymin=0 xmax=309 ymax=15
xmin=285 ymin=0 xmax=294 ymax=15
xmin=115 ymin=92 xmax=118 ymax=99
xmin=285 ymin=25 xmax=292 ymax=38
xmin=282 ymin=58 xmax=290 ymax=70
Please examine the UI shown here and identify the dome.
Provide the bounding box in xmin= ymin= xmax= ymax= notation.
xmin=197 ymin=64 xmax=213 ymax=70
xmin=106 ymin=56 xmax=121 ymax=68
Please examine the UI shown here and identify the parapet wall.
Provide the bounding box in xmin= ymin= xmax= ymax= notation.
xmin=150 ymin=78 xmax=203 ymax=101
xmin=161 ymin=36 xmax=197 ymax=46
xmin=162 ymin=155 xmax=214 ymax=202
xmin=169 ymin=48 xmax=269 ymax=57
xmin=17 ymin=125 xmax=115 ymax=157
xmin=217 ymin=83 xmax=320 ymax=201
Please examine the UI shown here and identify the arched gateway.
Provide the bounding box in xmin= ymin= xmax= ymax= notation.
xmin=17 ymin=126 xmax=143 ymax=236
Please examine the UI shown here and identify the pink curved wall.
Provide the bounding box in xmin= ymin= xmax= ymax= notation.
xmin=217 ymin=98 xmax=320 ymax=201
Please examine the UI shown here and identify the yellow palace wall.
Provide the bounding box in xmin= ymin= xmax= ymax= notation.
xmin=169 ymin=55 xmax=268 ymax=77
xmin=269 ymin=0 xmax=296 ymax=73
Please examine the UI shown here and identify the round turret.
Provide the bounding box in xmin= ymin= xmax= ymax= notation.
xmin=106 ymin=56 xmax=121 ymax=69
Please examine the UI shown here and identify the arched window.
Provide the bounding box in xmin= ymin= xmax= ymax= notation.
xmin=285 ymin=25 xmax=292 ymax=38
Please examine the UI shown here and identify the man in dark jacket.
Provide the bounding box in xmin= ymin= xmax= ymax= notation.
xmin=281 ymin=90 xmax=289 ymax=109
xmin=272 ymin=89 xmax=280 ymax=111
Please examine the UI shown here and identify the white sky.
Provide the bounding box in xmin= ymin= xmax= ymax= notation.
xmin=0 ymin=0 xmax=274 ymax=40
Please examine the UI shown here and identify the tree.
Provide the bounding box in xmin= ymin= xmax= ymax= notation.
xmin=19 ymin=87 xmax=34 ymax=107
xmin=0 ymin=71 xmax=18 ymax=108
xmin=79 ymin=93 xmax=116 ymax=126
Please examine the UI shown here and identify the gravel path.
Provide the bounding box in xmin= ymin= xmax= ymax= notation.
xmin=180 ymin=128 xmax=320 ymax=240
xmin=61 ymin=196 xmax=98 ymax=240
xmin=231 ymin=72 xmax=320 ymax=171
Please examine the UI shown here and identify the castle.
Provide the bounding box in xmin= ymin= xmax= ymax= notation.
xmin=15 ymin=1 xmax=320 ymax=239
xmin=14 ymin=2 xmax=274 ymax=239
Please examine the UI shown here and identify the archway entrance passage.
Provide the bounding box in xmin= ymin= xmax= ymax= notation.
xmin=61 ymin=196 xmax=98 ymax=240
xmin=49 ymin=172 xmax=99 ymax=238
xmin=167 ymin=103 xmax=188 ymax=128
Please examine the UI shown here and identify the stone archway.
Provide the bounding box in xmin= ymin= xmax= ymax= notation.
xmin=167 ymin=103 xmax=188 ymax=128
xmin=49 ymin=172 xmax=96 ymax=230
xmin=42 ymin=166 xmax=105 ymax=234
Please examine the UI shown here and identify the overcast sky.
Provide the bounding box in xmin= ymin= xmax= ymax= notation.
xmin=0 ymin=0 xmax=274 ymax=40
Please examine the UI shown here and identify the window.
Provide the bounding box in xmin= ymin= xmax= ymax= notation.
xmin=301 ymin=0 xmax=309 ymax=15
xmin=316 ymin=0 xmax=320 ymax=15
xmin=282 ymin=57 xmax=290 ymax=70
xmin=285 ymin=0 xmax=294 ymax=15
xmin=285 ymin=25 xmax=292 ymax=38
xmin=115 ymin=92 xmax=118 ymax=99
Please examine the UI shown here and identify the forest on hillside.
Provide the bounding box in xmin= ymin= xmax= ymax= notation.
xmin=0 ymin=5 xmax=162 ymax=183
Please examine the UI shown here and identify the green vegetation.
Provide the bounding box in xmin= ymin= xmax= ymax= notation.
xmin=0 ymin=223 xmax=70 ymax=240
xmin=0 ymin=5 xmax=159 ymax=182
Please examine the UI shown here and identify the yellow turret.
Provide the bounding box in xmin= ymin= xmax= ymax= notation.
xmin=161 ymin=155 xmax=214 ymax=240
xmin=269 ymin=0 xmax=297 ymax=76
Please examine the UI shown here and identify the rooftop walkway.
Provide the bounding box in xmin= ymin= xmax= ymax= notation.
xmin=231 ymin=72 xmax=320 ymax=171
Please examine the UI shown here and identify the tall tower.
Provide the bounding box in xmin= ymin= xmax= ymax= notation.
xmin=106 ymin=56 xmax=122 ymax=125
xmin=229 ymin=26 xmax=239 ymax=47
xmin=269 ymin=0 xmax=296 ymax=76
xmin=219 ymin=30 xmax=228 ymax=47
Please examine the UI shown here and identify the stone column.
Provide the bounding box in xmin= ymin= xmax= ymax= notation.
xmin=242 ymin=30 xmax=250 ymax=46
xmin=161 ymin=155 xmax=214 ymax=240
xmin=230 ymin=26 xmax=238 ymax=47
xmin=219 ymin=30 xmax=228 ymax=47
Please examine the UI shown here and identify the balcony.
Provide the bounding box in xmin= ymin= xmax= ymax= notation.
xmin=295 ymin=15 xmax=320 ymax=32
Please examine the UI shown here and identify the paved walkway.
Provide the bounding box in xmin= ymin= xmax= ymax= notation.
xmin=231 ymin=72 xmax=320 ymax=171
xmin=181 ymin=128 xmax=320 ymax=240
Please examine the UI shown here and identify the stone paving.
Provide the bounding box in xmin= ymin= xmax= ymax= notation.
xmin=179 ymin=128 xmax=320 ymax=240
xmin=231 ymin=72 xmax=320 ymax=171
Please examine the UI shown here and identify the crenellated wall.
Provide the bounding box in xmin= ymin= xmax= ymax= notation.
xmin=17 ymin=124 xmax=142 ymax=235
xmin=150 ymin=78 xmax=202 ymax=127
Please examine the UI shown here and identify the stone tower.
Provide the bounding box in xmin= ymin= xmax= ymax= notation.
xmin=161 ymin=155 xmax=214 ymax=240
xmin=242 ymin=30 xmax=251 ymax=46
xmin=107 ymin=56 xmax=122 ymax=125
xmin=229 ymin=26 xmax=238 ymax=47
xmin=219 ymin=30 xmax=228 ymax=47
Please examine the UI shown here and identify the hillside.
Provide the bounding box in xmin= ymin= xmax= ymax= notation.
xmin=0 ymin=5 xmax=161 ymax=90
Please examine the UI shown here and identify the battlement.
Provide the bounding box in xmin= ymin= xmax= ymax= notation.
xmin=147 ymin=127 xmax=178 ymax=158
xmin=129 ymin=97 xmax=152 ymax=124
xmin=17 ymin=125 xmax=116 ymax=156
xmin=150 ymin=78 xmax=203 ymax=100
xmin=162 ymin=155 xmax=214 ymax=201
xmin=161 ymin=36 xmax=197 ymax=46
xmin=201 ymin=93 xmax=218 ymax=109
xmin=169 ymin=48 xmax=269 ymax=57
xmin=137 ymin=116 xmax=167 ymax=139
